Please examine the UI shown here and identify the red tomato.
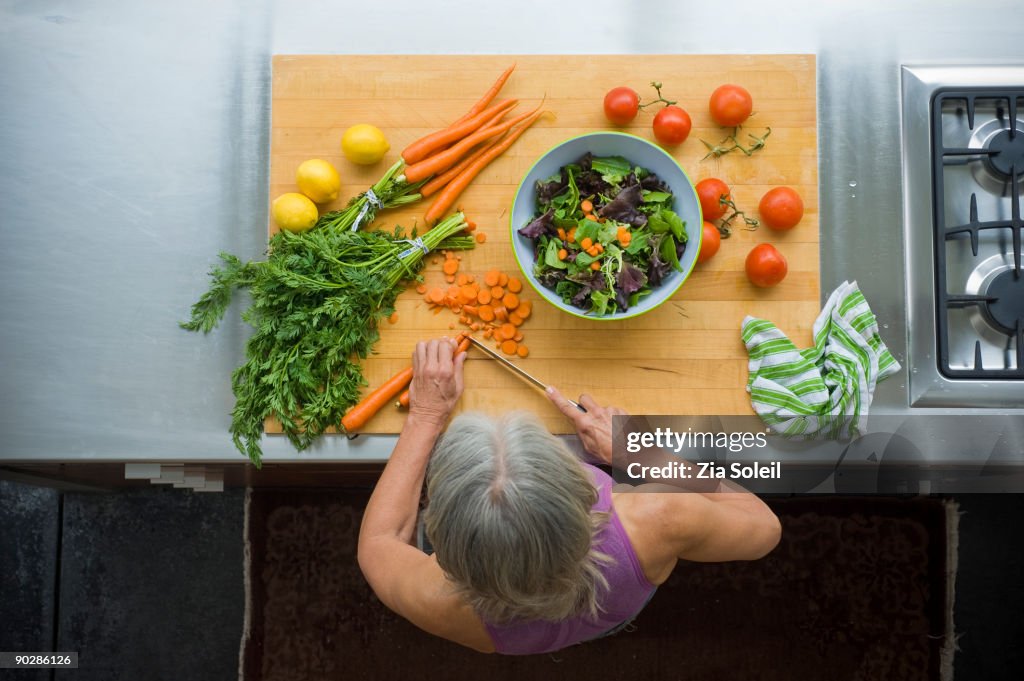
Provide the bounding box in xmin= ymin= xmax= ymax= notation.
xmin=709 ymin=84 xmax=753 ymax=127
xmin=745 ymin=244 xmax=788 ymax=288
xmin=603 ymin=87 xmax=640 ymax=126
xmin=695 ymin=178 xmax=731 ymax=221
xmin=759 ymin=187 xmax=804 ymax=231
xmin=697 ymin=221 xmax=721 ymax=264
xmin=652 ymin=105 xmax=692 ymax=146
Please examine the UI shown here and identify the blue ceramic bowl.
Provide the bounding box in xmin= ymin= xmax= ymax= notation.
xmin=509 ymin=132 xmax=702 ymax=321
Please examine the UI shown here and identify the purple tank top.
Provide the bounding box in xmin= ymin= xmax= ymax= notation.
xmin=482 ymin=463 xmax=657 ymax=655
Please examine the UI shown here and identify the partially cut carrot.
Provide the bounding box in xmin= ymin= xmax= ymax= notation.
xmin=401 ymin=98 xmax=518 ymax=165
xmin=396 ymin=335 xmax=472 ymax=409
xmin=342 ymin=367 xmax=413 ymax=431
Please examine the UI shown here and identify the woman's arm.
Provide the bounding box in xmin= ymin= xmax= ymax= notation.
xmin=357 ymin=338 xmax=494 ymax=652
xmin=358 ymin=337 xmax=465 ymax=561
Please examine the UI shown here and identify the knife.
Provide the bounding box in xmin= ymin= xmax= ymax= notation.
xmin=467 ymin=336 xmax=586 ymax=412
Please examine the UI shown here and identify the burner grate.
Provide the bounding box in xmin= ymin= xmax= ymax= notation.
xmin=931 ymin=89 xmax=1024 ymax=378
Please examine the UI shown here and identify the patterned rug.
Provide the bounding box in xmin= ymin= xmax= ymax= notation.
xmin=241 ymin=491 xmax=952 ymax=681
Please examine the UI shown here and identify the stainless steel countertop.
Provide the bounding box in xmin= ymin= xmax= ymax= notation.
xmin=2 ymin=0 xmax=1023 ymax=464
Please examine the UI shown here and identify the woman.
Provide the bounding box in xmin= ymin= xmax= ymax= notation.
xmin=357 ymin=338 xmax=781 ymax=655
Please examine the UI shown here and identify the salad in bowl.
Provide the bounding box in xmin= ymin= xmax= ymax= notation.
xmin=510 ymin=132 xmax=702 ymax=319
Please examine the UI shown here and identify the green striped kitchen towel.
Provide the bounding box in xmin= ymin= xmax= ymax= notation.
xmin=741 ymin=280 xmax=900 ymax=439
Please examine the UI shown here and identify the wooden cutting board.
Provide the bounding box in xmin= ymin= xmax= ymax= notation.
xmin=268 ymin=54 xmax=818 ymax=434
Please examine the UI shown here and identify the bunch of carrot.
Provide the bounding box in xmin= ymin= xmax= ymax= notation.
xmin=400 ymin=64 xmax=547 ymax=225
xmin=415 ymin=253 xmax=533 ymax=358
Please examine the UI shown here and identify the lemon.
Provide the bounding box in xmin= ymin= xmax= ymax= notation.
xmin=272 ymin=192 xmax=319 ymax=233
xmin=341 ymin=124 xmax=390 ymax=165
xmin=295 ymin=159 xmax=341 ymax=204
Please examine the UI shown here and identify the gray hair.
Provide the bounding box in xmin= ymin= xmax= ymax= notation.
xmin=424 ymin=411 xmax=611 ymax=624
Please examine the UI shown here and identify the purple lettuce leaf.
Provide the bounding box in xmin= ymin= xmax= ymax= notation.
xmin=518 ymin=209 xmax=555 ymax=239
xmin=598 ymin=183 xmax=648 ymax=228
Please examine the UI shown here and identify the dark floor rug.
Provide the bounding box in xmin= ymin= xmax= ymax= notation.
xmin=242 ymin=491 xmax=950 ymax=681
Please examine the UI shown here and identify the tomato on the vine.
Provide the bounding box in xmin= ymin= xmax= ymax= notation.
xmin=745 ymin=244 xmax=788 ymax=288
xmin=709 ymin=84 xmax=753 ymax=128
xmin=603 ymin=87 xmax=640 ymax=125
xmin=695 ymin=178 xmax=731 ymax=221
xmin=652 ymin=105 xmax=692 ymax=146
xmin=697 ymin=222 xmax=721 ymax=264
xmin=759 ymin=187 xmax=804 ymax=231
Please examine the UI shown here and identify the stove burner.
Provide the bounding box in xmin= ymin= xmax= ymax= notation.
xmin=986 ymin=129 xmax=1024 ymax=177
xmin=983 ymin=269 xmax=1024 ymax=335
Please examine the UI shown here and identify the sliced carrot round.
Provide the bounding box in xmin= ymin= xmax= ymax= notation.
xmin=498 ymin=272 xmax=509 ymax=287
xmin=428 ymin=287 xmax=445 ymax=304
xmin=500 ymin=323 xmax=516 ymax=339
xmin=516 ymin=345 xmax=529 ymax=358
xmin=442 ymin=259 xmax=459 ymax=275
xmin=502 ymin=293 xmax=519 ymax=310
xmin=475 ymin=232 xmax=487 ymax=243
xmin=516 ymin=301 xmax=532 ymax=318
xmin=490 ymin=286 xmax=504 ymax=299
xmin=507 ymin=277 xmax=523 ymax=293
xmin=477 ymin=289 xmax=492 ymax=305
xmin=415 ymin=284 xmax=427 ymax=294
xmin=478 ymin=305 xmax=495 ymax=322
xmin=508 ymin=312 xmax=524 ymax=326
xmin=388 ymin=312 xmax=399 ymax=324
xmin=500 ymin=339 xmax=518 ymax=355
xmin=484 ymin=270 xmax=500 ymax=287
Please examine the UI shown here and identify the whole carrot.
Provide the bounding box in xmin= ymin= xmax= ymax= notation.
xmin=404 ymin=104 xmax=543 ymax=184
xmin=424 ymin=110 xmax=546 ymax=225
xmin=447 ymin=64 xmax=516 ymax=127
xmin=402 ymin=99 xmax=517 ymax=165
xmin=421 ymin=134 xmax=503 ymax=197
xmin=396 ymin=335 xmax=471 ymax=408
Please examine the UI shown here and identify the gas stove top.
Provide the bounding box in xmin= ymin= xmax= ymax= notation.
xmin=933 ymin=89 xmax=1024 ymax=377
xmin=902 ymin=65 xmax=1024 ymax=408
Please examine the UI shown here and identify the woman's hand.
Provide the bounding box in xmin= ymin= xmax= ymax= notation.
xmin=545 ymin=387 xmax=628 ymax=466
xmin=408 ymin=337 xmax=467 ymax=429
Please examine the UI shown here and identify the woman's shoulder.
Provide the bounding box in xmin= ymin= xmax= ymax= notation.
xmin=610 ymin=491 xmax=705 ymax=584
